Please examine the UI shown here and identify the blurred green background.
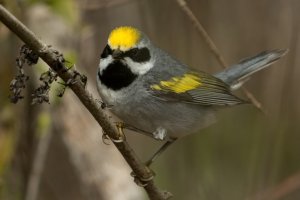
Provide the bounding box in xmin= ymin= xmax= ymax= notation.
xmin=0 ymin=0 xmax=299 ymax=200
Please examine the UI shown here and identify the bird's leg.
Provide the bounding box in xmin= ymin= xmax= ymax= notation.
xmin=145 ymin=138 xmax=177 ymax=167
xmin=113 ymin=122 xmax=155 ymax=186
xmin=119 ymin=124 xmax=172 ymax=165
xmin=122 ymin=124 xmax=169 ymax=141
xmin=121 ymin=123 xmax=152 ymax=137
xmin=131 ymin=138 xmax=176 ymax=186
xmin=114 ymin=124 xmax=176 ymax=186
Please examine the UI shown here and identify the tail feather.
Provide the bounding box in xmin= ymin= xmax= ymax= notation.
xmin=214 ymin=49 xmax=288 ymax=90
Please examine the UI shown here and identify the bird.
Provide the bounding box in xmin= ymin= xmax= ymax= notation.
xmin=96 ymin=26 xmax=287 ymax=166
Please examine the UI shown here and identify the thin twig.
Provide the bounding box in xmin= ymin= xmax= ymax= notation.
xmin=247 ymin=172 xmax=300 ymax=200
xmin=176 ymin=0 xmax=266 ymax=113
xmin=0 ymin=5 xmax=171 ymax=200
xmin=176 ymin=0 xmax=228 ymax=67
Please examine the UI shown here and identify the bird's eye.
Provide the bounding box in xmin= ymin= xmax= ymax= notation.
xmin=127 ymin=48 xmax=138 ymax=56
xmin=101 ymin=45 xmax=112 ymax=58
xmin=132 ymin=48 xmax=139 ymax=55
xmin=126 ymin=47 xmax=151 ymax=63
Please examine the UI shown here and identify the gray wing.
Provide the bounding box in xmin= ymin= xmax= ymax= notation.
xmin=148 ymin=71 xmax=245 ymax=106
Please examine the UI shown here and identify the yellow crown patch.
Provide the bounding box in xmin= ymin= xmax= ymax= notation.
xmin=108 ymin=26 xmax=141 ymax=51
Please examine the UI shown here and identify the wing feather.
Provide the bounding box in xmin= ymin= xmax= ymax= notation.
xmin=149 ymin=71 xmax=245 ymax=106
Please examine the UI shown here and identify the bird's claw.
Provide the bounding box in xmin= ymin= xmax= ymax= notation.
xmin=102 ymin=133 xmax=111 ymax=145
xmin=130 ymin=169 xmax=155 ymax=187
xmin=108 ymin=122 xmax=126 ymax=143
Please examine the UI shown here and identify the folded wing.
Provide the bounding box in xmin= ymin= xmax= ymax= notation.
xmin=149 ymin=72 xmax=245 ymax=106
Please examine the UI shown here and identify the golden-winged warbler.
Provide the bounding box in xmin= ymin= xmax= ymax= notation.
xmin=97 ymin=26 xmax=287 ymax=165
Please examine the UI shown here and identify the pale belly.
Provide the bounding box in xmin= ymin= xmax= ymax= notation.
xmin=110 ymin=96 xmax=216 ymax=139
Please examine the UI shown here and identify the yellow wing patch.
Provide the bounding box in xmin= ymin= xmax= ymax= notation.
xmin=151 ymin=73 xmax=202 ymax=93
xmin=108 ymin=26 xmax=141 ymax=51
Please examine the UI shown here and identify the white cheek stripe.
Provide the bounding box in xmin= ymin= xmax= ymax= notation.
xmin=99 ymin=55 xmax=113 ymax=74
xmin=99 ymin=47 xmax=154 ymax=76
xmin=124 ymin=57 xmax=153 ymax=75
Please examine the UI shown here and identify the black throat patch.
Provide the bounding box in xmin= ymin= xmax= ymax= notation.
xmin=98 ymin=60 xmax=137 ymax=91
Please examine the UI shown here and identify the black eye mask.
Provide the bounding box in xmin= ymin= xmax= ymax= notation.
xmin=124 ymin=47 xmax=151 ymax=63
xmin=100 ymin=45 xmax=151 ymax=63
xmin=100 ymin=45 xmax=112 ymax=58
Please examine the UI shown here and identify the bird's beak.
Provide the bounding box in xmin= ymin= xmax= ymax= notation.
xmin=112 ymin=49 xmax=123 ymax=59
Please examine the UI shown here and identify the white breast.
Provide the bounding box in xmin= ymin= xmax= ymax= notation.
xmin=96 ymin=79 xmax=125 ymax=106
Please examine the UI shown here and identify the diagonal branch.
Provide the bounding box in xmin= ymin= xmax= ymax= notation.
xmin=176 ymin=0 xmax=266 ymax=113
xmin=247 ymin=172 xmax=300 ymax=200
xmin=0 ymin=5 xmax=171 ymax=200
